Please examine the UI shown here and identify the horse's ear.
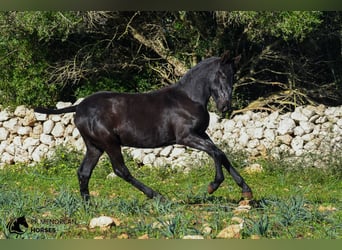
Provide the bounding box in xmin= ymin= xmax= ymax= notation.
xmin=220 ymin=50 xmax=231 ymax=64
xmin=233 ymin=54 xmax=241 ymax=66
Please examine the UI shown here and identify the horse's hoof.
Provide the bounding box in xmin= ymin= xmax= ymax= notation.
xmin=207 ymin=184 xmax=215 ymax=194
xmin=242 ymin=191 xmax=253 ymax=200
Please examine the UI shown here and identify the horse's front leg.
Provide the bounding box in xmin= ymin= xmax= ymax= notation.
xmin=221 ymin=155 xmax=253 ymax=199
xmin=178 ymin=132 xmax=253 ymax=199
xmin=177 ymin=133 xmax=226 ymax=194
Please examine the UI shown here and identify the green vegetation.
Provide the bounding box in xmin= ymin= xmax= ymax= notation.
xmin=0 ymin=11 xmax=341 ymax=111
xmin=1 ymin=146 xmax=341 ymax=239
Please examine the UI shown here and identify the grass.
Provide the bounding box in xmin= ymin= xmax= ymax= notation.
xmin=0 ymin=146 xmax=341 ymax=239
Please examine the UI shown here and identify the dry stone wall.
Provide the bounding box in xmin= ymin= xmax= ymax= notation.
xmin=0 ymin=101 xmax=341 ymax=168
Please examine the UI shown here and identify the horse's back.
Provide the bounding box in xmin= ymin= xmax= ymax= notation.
xmin=74 ymin=89 xmax=178 ymax=147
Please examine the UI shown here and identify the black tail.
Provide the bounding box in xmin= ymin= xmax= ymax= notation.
xmin=34 ymin=105 xmax=77 ymax=114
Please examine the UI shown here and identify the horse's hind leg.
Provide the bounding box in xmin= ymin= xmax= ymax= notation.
xmin=77 ymin=142 xmax=103 ymax=201
xmin=105 ymin=144 xmax=162 ymax=199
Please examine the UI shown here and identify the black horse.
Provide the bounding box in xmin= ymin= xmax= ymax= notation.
xmin=35 ymin=51 xmax=253 ymax=201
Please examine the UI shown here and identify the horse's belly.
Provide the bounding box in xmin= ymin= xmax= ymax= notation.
xmin=116 ymin=122 xmax=175 ymax=148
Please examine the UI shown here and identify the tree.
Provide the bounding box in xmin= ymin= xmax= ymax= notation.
xmin=216 ymin=11 xmax=342 ymax=113
xmin=0 ymin=11 xmax=341 ymax=112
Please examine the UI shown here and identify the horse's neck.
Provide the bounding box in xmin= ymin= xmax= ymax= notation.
xmin=176 ymin=75 xmax=211 ymax=108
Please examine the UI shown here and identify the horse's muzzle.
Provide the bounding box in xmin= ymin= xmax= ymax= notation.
xmin=217 ymin=100 xmax=231 ymax=113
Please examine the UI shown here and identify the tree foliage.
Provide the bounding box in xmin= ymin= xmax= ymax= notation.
xmin=0 ymin=11 xmax=341 ymax=112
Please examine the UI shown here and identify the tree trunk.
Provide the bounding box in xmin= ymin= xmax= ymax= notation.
xmin=129 ymin=26 xmax=188 ymax=76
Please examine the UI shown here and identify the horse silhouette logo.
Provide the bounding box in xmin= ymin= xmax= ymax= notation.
xmin=6 ymin=216 xmax=29 ymax=235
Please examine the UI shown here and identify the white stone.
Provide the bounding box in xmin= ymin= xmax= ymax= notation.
xmin=51 ymin=122 xmax=65 ymax=137
xmin=208 ymin=112 xmax=221 ymax=132
xmin=238 ymin=132 xmax=249 ymax=147
xmin=40 ymin=134 xmax=54 ymax=146
xmin=106 ymin=172 xmax=117 ymax=179
xmin=303 ymin=140 xmax=318 ymax=151
xmin=216 ymin=224 xmax=243 ymax=239
xmin=212 ymin=130 xmax=223 ymax=140
xmin=244 ymin=163 xmax=263 ymax=173
xmin=50 ymin=114 xmax=61 ymax=122
xmin=237 ymin=112 xmax=252 ymax=125
xmin=337 ymin=119 xmax=342 ymax=128
xmin=153 ymin=157 xmax=169 ymax=167
xmin=17 ymin=126 xmax=32 ymax=136
xmin=43 ymin=120 xmax=55 ymax=134
xmin=247 ymin=139 xmax=259 ymax=149
xmin=315 ymin=116 xmax=327 ymax=124
xmin=291 ymin=107 xmax=308 ymax=121
xmin=23 ymin=111 xmax=36 ymax=126
xmin=301 ymin=106 xmax=316 ymax=119
xmin=1 ymin=152 xmax=14 ymax=164
xmin=89 ymin=216 xmax=115 ymax=229
xmin=5 ymin=143 xmax=15 ymax=155
xmin=14 ymin=105 xmax=27 ymax=118
xmin=277 ymin=117 xmax=296 ymax=135
xmin=279 ymin=144 xmax=292 ymax=153
xmin=13 ymin=136 xmax=22 ymax=147
xmin=325 ymin=106 xmax=341 ymax=117
xmin=131 ymin=148 xmax=145 ymax=162
xmin=142 ymin=148 xmax=154 ymax=154
xmin=264 ymin=128 xmax=275 ymax=141
xmin=332 ymin=124 xmax=342 ymax=134
xmin=72 ymin=128 xmax=80 ymax=138
xmin=0 ymin=127 xmax=9 ymax=140
xmin=309 ymin=114 xmax=320 ymax=123
xmin=253 ymin=120 xmax=264 ymax=128
xmin=3 ymin=118 xmax=18 ymax=133
xmin=61 ymin=113 xmax=74 ymax=125
xmin=153 ymin=147 xmax=162 ymax=155
xmin=302 ymin=133 xmax=315 ymax=142
xmin=14 ymin=148 xmax=29 ymax=163
xmin=295 ymin=149 xmax=304 ymax=156
xmin=223 ymin=119 xmax=236 ymax=133
xmin=264 ymin=111 xmax=279 ymax=129
xmin=143 ymin=153 xmax=156 ymax=166
xmin=170 ymin=147 xmax=186 ymax=158
xmin=0 ymin=110 xmax=10 ymax=121
xmin=277 ymin=134 xmax=292 ymax=145
xmin=321 ymin=122 xmax=332 ymax=131
xmin=182 ymin=235 xmax=204 ymax=240
xmin=247 ymin=127 xmax=263 ymax=139
xmin=74 ymin=137 xmax=85 ymax=151
xmin=23 ymin=138 xmax=40 ymax=150
xmin=291 ymin=136 xmax=304 ymax=152
xmin=268 ymin=110 xmax=279 ymax=122
xmin=56 ymin=101 xmax=72 ymax=109
xmin=294 ymin=126 xmax=305 ymax=136
xmin=159 ymin=146 xmax=173 ymax=157
xmin=64 ymin=124 xmax=74 ymax=136
xmin=31 ymin=144 xmax=49 ymax=162
xmin=299 ymin=121 xmax=314 ymax=134
xmin=34 ymin=112 xmax=48 ymax=121
xmin=74 ymin=98 xmax=84 ymax=105
xmin=0 ymin=141 xmax=7 ymax=154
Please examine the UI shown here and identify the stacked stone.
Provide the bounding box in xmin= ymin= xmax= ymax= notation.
xmin=0 ymin=102 xmax=83 ymax=166
xmin=219 ymin=105 xmax=341 ymax=157
xmin=0 ymin=101 xmax=341 ymax=168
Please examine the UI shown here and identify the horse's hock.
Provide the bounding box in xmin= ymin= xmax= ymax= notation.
xmin=0 ymin=101 xmax=341 ymax=168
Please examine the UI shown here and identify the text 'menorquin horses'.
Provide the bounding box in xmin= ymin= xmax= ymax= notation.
xmin=35 ymin=51 xmax=253 ymax=202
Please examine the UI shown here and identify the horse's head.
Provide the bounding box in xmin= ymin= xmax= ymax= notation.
xmin=210 ymin=51 xmax=240 ymax=114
